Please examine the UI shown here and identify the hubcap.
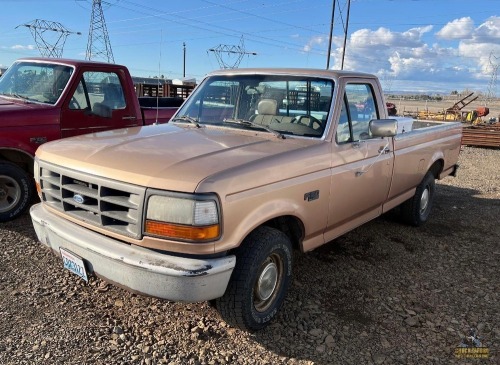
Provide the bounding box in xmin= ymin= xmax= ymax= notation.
xmin=257 ymin=261 xmax=278 ymax=301
xmin=420 ymin=187 xmax=430 ymax=214
xmin=0 ymin=175 xmax=21 ymax=213
xmin=254 ymin=254 xmax=283 ymax=312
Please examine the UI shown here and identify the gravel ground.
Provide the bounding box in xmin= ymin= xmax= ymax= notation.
xmin=1 ymin=146 xmax=499 ymax=365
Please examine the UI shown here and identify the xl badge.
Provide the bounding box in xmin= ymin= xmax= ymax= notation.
xmin=73 ymin=194 xmax=85 ymax=204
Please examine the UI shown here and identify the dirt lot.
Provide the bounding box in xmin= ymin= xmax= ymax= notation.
xmin=1 ymin=146 xmax=499 ymax=365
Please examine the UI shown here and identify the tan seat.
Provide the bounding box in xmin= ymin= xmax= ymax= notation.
xmin=251 ymin=99 xmax=278 ymax=126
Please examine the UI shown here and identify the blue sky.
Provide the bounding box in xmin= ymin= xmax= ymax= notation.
xmin=0 ymin=0 xmax=499 ymax=94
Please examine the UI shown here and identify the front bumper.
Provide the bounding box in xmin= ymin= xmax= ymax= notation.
xmin=30 ymin=203 xmax=235 ymax=302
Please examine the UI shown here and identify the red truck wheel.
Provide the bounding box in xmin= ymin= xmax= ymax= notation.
xmin=0 ymin=162 xmax=35 ymax=222
xmin=400 ymin=171 xmax=435 ymax=226
xmin=216 ymin=226 xmax=292 ymax=331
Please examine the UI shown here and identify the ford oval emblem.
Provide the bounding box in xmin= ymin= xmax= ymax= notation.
xmin=73 ymin=194 xmax=85 ymax=204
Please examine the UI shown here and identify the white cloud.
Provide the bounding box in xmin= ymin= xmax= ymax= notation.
xmin=458 ymin=16 xmax=500 ymax=75
xmin=436 ymin=17 xmax=474 ymax=40
xmin=11 ymin=45 xmax=36 ymax=50
xmin=471 ymin=16 xmax=500 ymax=42
xmin=304 ymin=15 xmax=499 ymax=92
xmin=350 ymin=26 xmax=432 ymax=48
xmin=303 ymin=36 xmax=326 ymax=52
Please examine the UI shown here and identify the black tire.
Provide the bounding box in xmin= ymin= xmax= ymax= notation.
xmin=216 ymin=226 xmax=292 ymax=331
xmin=400 ymin=171 xmax=435 ymax=226
xmin=0 ymin=161 xmax=35 ymax=222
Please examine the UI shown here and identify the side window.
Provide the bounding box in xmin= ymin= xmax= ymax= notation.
xmin=336 ymin=97 xmax=352 ymax=143
xmin=342 ymin=83 xmax=379 ymax=141
xmin=68 ymin=79 xmax=89 ymax=110
xmin=68 ymin=71 xmax=126 ymax=116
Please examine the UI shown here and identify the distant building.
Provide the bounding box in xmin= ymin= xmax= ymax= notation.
xmin=0 ymin=67 xmax=7 ymax=77
xmin=132 ymin=75 xmax=196 ymax=99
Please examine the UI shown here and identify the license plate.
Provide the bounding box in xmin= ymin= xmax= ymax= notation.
xmin=60 ymin=248 xmax=88 ymax=282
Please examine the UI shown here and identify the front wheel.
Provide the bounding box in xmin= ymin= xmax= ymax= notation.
xmin=216 ymin=226 xmax=292 ymax=331
xmin=0 ymin=162 xmax=35 ymax=222
xmin=400 ymin=171 xmax=435 ymax=226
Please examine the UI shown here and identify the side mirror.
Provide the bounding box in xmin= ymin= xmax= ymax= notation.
xmin=369 ymin=119 xmax=397 ymax=137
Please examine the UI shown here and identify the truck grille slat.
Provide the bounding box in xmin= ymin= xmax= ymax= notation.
xmin=38 ymin=162 xmax=145 ymax=239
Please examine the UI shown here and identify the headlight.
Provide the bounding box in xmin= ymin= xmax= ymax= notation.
xmin=144 ymin=193 xmax=220 ymax=242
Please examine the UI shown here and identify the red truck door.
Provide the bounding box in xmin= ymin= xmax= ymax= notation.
xmin=60 ymin=69 xmax=141 ymax=138
xmin=324 ymin=81 xmax=394 ymax=242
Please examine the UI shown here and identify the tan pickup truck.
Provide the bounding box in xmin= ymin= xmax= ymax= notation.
xmin=30 ymin=68 xmax=461 ymax=331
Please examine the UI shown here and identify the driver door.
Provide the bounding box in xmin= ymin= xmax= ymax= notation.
xmin=60 ymin=70 xmax=139 ymax=138
xmin=324 ymin=81 xmax=394 ymax=241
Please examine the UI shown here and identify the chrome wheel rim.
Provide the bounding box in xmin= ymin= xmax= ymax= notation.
xmin=0 ymin=175 xmax=21 ymax=213
xmin=420 ymin=187 xmax=430 ymax=214
xmin=254 ymin=254 xmax=283 ymax=312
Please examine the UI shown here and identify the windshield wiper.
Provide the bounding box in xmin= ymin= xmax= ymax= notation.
xmin=170 ymin=115 xmax=201 ymax=128
xmin=4 ymin=93 xmax=33 ymax=103
xmin=223 ymin=118 xmax=285 ymax=139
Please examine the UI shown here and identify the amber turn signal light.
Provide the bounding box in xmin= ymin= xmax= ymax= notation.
xmin=145 ymin=220 xmax=220 ymax=241
xmin=35 ymin=182 xmax=42 ymax=198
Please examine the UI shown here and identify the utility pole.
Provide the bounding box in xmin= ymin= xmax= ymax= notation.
xmin=183 ymin=42 xmax=186 ymax=78
xmin=341 ymin=0 xmax=351 ymax=70
xmin=326 ymin=0 xmax=336 ymax=69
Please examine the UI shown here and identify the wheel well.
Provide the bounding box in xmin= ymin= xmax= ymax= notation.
xmin=429 ymin=159 xmax=444 ymax=179
xmin=0 ymin=149 xmax=34 ymax=175
xmin=256 ymin=215 xmax=304 ymax=251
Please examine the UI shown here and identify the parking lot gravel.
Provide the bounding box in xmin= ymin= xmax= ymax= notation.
xmin=0 ymin=146 xmax=498 ymax=365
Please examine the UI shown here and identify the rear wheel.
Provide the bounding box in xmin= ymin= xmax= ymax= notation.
xmin=400 ymin=171 xmax=435 ymax=226
xmin=216 ymin=226 xmax=292 ymax=331
xmin=0 ymin=162 xmax=35 ymax=222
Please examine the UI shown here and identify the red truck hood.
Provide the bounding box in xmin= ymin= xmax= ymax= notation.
xmin=36 ymin=123 xmax=317 ymax=192
xmin=0 ymin=96 xmax=58 ymax=127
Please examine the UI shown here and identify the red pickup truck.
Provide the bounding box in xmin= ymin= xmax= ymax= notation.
xmin=0 ymin=57 xmax=183 ymax=222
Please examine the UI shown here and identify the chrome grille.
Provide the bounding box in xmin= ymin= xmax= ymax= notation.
xmin=38 ymin=161 xmax=145 ymax=239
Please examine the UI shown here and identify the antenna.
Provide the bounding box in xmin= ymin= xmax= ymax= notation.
xmin=208 ymin=36 xmax=257 ymax=69
xmin=86 ymin=0 xmax=114 ymax=63
xmin=485 ymin=52 xmax=499 ymax=106
xmin=16 ymin=19 xmax=81 ymax=58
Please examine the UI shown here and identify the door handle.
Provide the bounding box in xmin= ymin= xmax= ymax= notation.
xmin=122 ymin=116 xmax=137 ymax=120
xmin=378 ymin=146 xmax=391 ymax=154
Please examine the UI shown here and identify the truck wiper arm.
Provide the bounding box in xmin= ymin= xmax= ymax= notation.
xmin=171 ymin=115 xmax=201 ymax=128
xmin=3 ymin=93 xmax=33 ymax=103
xmin=223 ymin=118 xmax=285 ymax=139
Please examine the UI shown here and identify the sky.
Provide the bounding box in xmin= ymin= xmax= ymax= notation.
xmin=0 ymin=0 xmax=499 ymax=94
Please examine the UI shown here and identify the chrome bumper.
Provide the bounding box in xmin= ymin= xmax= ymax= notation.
xmin=30 ymin=203 xmax=235 ymax=302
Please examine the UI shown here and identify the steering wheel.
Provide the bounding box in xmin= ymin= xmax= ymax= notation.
xmin=290 ymin=115 xmax=322 ymax=130
xmin=69 ymin=97 xmax=81 ymax=110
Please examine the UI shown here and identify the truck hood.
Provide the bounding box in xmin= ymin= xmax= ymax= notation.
xmin=0 ymin=96 xmax=58 ymax=127
xmin=36 ymin=123 xmax=317 ymax=192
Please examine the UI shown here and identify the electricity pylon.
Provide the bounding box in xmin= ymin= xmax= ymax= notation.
xmin=86 ymin=0 xmax=114 ymax=63
xmin=208 ymin=36 xmax=256 ymax=69
xmin=485 ymin=53 xmax=499 ymax=106
xmin=17 ymin=19 xmax=81 ymax=58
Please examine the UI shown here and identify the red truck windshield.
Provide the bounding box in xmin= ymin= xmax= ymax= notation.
xmin=175 ymin=74 xmax=334 ymax=138
xmin=0 ymin=61 xmax=73 ymax=105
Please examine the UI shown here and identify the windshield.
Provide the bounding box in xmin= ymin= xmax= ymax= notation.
xmin=175 ymin=74 xmax=334 ymax=138
xmin=0 ymin=61 xmax=73 ymax=105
